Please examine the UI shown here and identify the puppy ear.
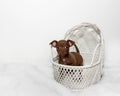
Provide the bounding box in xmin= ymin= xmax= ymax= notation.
xmin=67 ymin=40 xmax=75 ymax=47
xmin=50 ymin=40 xmax=58 ymax=47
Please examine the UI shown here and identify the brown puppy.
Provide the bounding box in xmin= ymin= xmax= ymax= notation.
xmin=50 ymin=40 xmax=83 ymax=66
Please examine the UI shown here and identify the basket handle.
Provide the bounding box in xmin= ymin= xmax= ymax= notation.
xmin=73 ymin=43 xmax=80 ymax=53
xmin=64 ymin=23 xmax=101 ymax=40
xmin=90 ymin=43 xmax=101 ymax=65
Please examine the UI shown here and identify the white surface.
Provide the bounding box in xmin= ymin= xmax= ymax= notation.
xmin=0 ymin=0 xmax=120 ymax=96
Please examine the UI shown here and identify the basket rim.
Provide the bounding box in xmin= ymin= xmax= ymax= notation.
xmin=51 ymin=58 xmax=101 ymax=69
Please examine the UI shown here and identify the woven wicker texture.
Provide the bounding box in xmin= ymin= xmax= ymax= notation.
xmin=51 ymin=23 xmax=104 ymax=89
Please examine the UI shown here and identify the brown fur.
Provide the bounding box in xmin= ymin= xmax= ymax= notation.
xmin=50 ymin=40 xmax=83 ymax=66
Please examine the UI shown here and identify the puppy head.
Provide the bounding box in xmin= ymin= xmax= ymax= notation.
xmin=50 ymin=40 xmax=75 ymax=57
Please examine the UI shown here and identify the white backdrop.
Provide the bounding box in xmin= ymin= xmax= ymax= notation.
xmin=0 ymin=0 xmax=120 ymax=96
xmin=0 ymin=0 xmax=120 ymax=65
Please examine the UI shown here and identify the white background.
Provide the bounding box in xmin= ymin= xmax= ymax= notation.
xmin=0 ymin=0 xmax=120 ymax=96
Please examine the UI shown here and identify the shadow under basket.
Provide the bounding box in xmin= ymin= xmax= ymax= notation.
xmin=51 ymin=23 xmax=104 ymax=90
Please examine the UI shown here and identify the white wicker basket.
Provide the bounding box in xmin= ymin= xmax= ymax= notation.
xmin=51 ymin=23 xmax=104 ymax=89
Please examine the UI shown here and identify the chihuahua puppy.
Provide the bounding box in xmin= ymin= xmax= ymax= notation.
xmin=50 ymin=40 xmax=83 ymax=66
